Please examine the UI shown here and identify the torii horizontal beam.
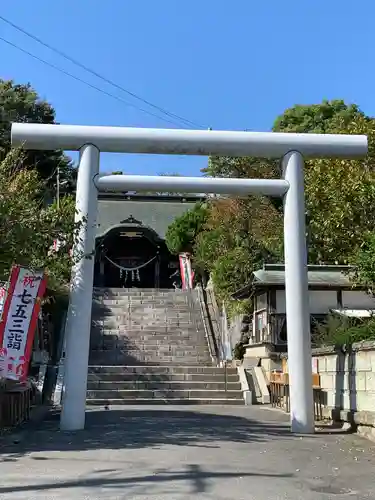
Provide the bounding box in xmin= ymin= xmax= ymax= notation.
xmin=12 ymin=123 xmax=367 ymax=158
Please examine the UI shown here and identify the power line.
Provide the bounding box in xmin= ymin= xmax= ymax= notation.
xmin=0 ymin=14 xmax=205 ymax=129
xmin=0 ymin=35 xmax=186 ymax=128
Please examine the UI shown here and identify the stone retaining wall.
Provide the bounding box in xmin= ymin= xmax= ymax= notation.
xmin=310 ymin=341 xmax=375 ymax=441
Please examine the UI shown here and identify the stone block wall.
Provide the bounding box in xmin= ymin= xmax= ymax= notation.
xmin=312 ymin=341 xmax=375 ymax=440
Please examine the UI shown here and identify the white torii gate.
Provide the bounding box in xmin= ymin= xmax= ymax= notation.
xmin=12 ymin=123 xmax=367 ymax=434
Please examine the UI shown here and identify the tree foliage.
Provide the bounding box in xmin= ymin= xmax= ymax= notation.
xmin=272 ymin=99 xmax=364 ymax=133
xmin=166 ymin=196 xmax=281 ymax=302
xmin=304 ymin=114 xmax=375 ymax=263
xmin=0 ymin=79 xmax=76 ymax=198
xmin=201 ymin=100 xmax=375 ymax=266
xmin=211 ymin=245 xmax=264 ymax=300
xmin=0 ymin=150 xmax=80 ymax=291
xmin=315 ymin=313 xmax=375 ymax=347
xmin=165 ymin=203 xmax=209 ymax=254
xmin=351 ymin=232 xmax=375 ymax=296
xmin=167 ymin=100 xmax=375 ymax=314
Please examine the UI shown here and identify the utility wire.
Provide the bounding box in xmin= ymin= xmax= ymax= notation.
xmin=0 ymin=14 xmax=205 ymax=129
xmin=0 ymin=35 xmax=186 ymax=128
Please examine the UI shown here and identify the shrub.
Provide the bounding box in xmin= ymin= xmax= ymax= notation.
xmin=314 ymin=313 xmax=375 ymax=347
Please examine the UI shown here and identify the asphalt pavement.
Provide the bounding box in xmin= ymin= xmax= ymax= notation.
xmin=1 ymin=405 xmax=375 ymax=499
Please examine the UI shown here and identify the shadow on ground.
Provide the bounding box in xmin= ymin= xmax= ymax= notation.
xmin=0 ymin=408 xmax=296 ymax=495
xmin=0 ymin=407 xmax=292 ymax=459
xmin=0 ymin=462 xmax=294 ymax=495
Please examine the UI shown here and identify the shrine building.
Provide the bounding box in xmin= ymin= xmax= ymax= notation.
xmin=94 ymin=192 xmax=205 ymax=288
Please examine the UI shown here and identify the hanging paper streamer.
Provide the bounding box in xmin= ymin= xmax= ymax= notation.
xmin=105 ymin=254 xmax=156 ymax=287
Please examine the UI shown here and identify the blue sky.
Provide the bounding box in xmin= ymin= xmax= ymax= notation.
xmin=1 ymin=0 xmax=373 ymax=175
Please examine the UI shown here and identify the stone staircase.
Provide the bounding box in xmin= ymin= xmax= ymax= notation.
xmin=87 ymin=288 xmax=244 ymax=405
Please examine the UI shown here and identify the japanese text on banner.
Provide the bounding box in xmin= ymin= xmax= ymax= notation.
xmin=0 ymin=268 xmax=45 ymax=381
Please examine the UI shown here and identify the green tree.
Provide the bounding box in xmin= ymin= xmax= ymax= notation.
xmin=351 ymin=232 xmax=375 ymax=296
xmin=203 ymin=101 xmax=375 ymax=265
xmin=305 ymin=114 xmax=375 ymax=263
xmin=272 ymin=99 xmax=364 ymax=133
xmin=0 ymin=150 xmax=81 ymax=291
xmin=166 ymin=196 xmax=281 ymax=303
xmin=211 ymin=245 xmax=263 ymax=300
xmin=204 ymin=100 xmax=363 ymax=179
xmin=0 ymin=79 xmax=76 ymax=198
xmin=194 ymin=227 xmax=231 ymax=273
xmin=165 ymin=203 xmax=209 ymax=254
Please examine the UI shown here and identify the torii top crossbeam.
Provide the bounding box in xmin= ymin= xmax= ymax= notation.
xmin=11 ymin=123 xmax=367 ymax=158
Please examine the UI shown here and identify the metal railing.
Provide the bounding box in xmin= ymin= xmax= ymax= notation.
xmin=183 ymin=285 xmax=229 ymax=391
xmin=195 ymin=286 xmax=217 ymax=364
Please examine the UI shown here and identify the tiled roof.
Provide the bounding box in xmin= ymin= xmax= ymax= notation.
xmin=253 ymin=264 xmax=352 ymax=287
xmin=97 ymin=197 xmax=199 ymax=239
xmin=232 ymin=264 xmax=355 ymax=299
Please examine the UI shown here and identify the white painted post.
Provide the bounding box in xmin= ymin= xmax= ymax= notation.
xmin=60 ymin=144 xmax=100 ymax=431
xmin=283 ymin=151 xmax=314 ymax=434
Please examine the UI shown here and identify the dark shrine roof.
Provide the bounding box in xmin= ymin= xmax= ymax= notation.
xmin=232 ymin=264 xmax=356 ymax=299
xmin=97 ymin=193 xmax=205 ymax=239
xmin=253 ymin=264 xmax=353 ymax=287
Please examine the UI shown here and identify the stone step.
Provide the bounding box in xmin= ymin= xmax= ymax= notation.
xmin=91 ymin=344 xmax=210 ymax=354
xmin=91 ymin=334 xmax=208 ymax=344
xmin=87 ymin=380 xmax=241 ymax=391
xmin=90 ymin=340 xmax=207 ymax=349
xmin=90 ymin=349 xmax=210 ymax=365
xmin=91 ymin=328 xmax=202 ymax=336
xmin=89 ymin=358 xmax=212 ymax=366
xmin=92 ymin=304 xmax=193 ymax=313
xmin=92 ymin=321 xmax=198 ymax=329
xmin=89 ymin=356 xmax=212 ymax=366
xmin=93 ymin=294 xmax=192 ymax=301
xmin=93 ymin=323 xmax=197 ymax=330
xmin=89 ymin=361 xmax=214 ymax=367
xmin=86 ymin=389 xmax=243 ymax=400
xmin=91 ymin=334 xmax=203 ymax=343
xmin=89 ymin=350 xmax=211 ymax=359
xmin=92 ymin=313 xmax=195 ymax=318
xmin=90 ymin=346 xmax=210 ymax=354
xmin=93 ymin=287 xmax=193 ymax=294
xmin=89 ymin=342 xmax=209 ymax=351
xmin=91 ymin=332 xmax=204 ymax=340
xmin=88 ymin=365 xmax=237 ymax=375
xmin=93 ymin=293 xmax=192 ymax=302
xmin=92 ymin=316 xmax=195 ymax=323
xmin=87 ymin=372 xmax=239 ymax=382
xmin=92 ymin=309 xmax=193 ymax=318
xmin=86 ymin=398 xmax=244 ymax=406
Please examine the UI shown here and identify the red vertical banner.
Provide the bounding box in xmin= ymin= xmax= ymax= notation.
xmin=179 ymin=253 xmax=194 ymax=290
xmin=0 ymin=283 xmax=8 ymax=320
xmin=0 ymin=266 xmax=47 ymax=381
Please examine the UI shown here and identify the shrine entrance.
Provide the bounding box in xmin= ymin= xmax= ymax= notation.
xmin=94 ymin=225 xmax=179 ymax=289
xmin=12 ymin=122 xmax=367 ymax=434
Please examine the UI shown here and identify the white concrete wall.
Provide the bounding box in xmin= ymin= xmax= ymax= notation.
xmin=342 ymin=291 xmax=375 ymax=309
xmin=275 ymin=289 xmax=375 ymax=315
xmin=309 ymin=290 xmax=338 ymax=314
